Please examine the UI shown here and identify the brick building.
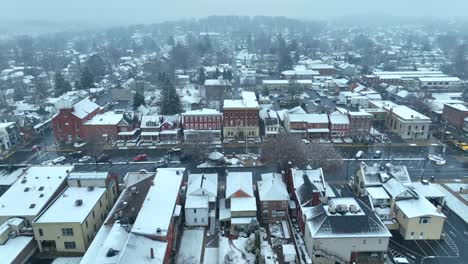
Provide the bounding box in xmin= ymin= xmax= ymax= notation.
xmin=284 ymin=113 xmax=329 ymax=139
xmin=257 ymin=173 xmax=289 ymax=222
xmin=329 ymin=113 xmax=350 ymax=138
xmin=182 ymin=108 xmax=223 ymax=143
xmin=52 ymin=97 xmax=100 ymax=143
xmin=83 ymin=111 xmax=138 ymax=143
xmin=442 ymin=104 xmax=468 ymax=130
xmin=223 ymin=91 xmax=260 ymax=140
xmin=204 ymin=79 xmax=231 ymax=101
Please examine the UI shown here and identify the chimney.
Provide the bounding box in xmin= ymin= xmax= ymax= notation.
xmin=311 ymin=191 xmax=321 ymax=206
xmin=150 ymin=248 xmax=154 ymax=259
xmin=436 ymin=205 xmax=442 ymax=213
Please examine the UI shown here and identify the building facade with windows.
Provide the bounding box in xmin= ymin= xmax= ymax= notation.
xmin=442 ymin=103 xmax=468 ymax=130
xmin=223 ymin=91 xmax=260 ymax=140
xmin=52 ymin=97 xmax=100 ymax=144
xmin=0 ymin=122 xmax=21 ymax=153
xmin=257 ymin=173 xmax=289 ymax=222
xmin=32 ymin=186 xmax=112 ymax=253
xmin=182 ymin=108 xmax=223 ymax=143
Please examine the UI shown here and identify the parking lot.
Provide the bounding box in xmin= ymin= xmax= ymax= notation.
xmin=387 ymin=208 xmax=467 ymax=264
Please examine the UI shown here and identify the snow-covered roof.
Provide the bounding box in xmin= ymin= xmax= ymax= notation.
xmin=0 ymin=166 xmax=72 ymax=219
xmin=411 ymin=182 xmax=446 ymax=199
xmin=182 ymin=108 xmax=221 ymax=116
xmin=72 ymin=98 xmax=100 ymax=119
xmin=223 ymin=91 xmax=259 ymax=109
xmin=204 ymin=79 xmax=230 ymax=86
xmin=187 ymin=173 xmax=217 ymax=197
xmin=365 ymin=186 xmax=390 ymax=200
xmin=132 ymin=168 xmax=184 ymax=237
xmin=0 ymin=235 xmax=33 ymax=264
xmin=263 ymin=80 xmax=313 ymax=85
xmin=0 ymin=167 xmax=26 ymax=186
xmin=445 ymin=103 xmax=468 ymax=111
xmin=386 ymin=105 xmax=430 ymax=121
xmin=258 ymin=173 xmax=289 ymax=201
xmin=118 ymin=233 xmax=168 ymax=263
xmin=35 ymin=187 xmax=106 ymax=224
xmin=226 ymin=172 xmax=253 ymax=199
xmin=231 ymin=197 xmax=257 ymax=212
xmin=68 ymin=171 xmax=109 ymax=180
xmin=360 ymin=163 xmax=411 ymax=187
xmin=85 ymin=111 xmax=124 ymax=125
xmin=329 ymin=114 xmax=349 ymax=125
xmin=281 ymin=70 xmax=319 ymax=76
xmin=289 ymin=113 xmax=329 ymax=124
xmin=396 ymin=198 xmax=445 ymax=218
xmin=418 ymin=76 xmax=461 ymax=82
xmin=305 ymin=196 xmax=391 ymax=239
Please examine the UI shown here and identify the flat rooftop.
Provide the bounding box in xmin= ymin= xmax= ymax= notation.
xmin=0 ymin=166 xmax=72 ymax=218
xmin=35 ymin=187 xmax=106 ymax=224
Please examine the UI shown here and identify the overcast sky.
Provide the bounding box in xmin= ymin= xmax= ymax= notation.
xmin=2 ymin=0 xmax=468 ymax=25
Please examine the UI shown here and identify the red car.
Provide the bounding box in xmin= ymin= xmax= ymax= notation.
xmin=133 ymin=154 xmax=147 ymax=162
xmin=31 ymin=145 xmax=41 ymax=151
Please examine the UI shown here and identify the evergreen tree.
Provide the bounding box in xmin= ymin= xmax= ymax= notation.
xmin=133 ymin=90 xmax=146 ymax=109
xmin=198 ymin=67 xmax=206 ymax=85
xmin=85 ymin=54 xmax=107 ymax=80
xmin=13 ymin=86 xmax=24 ymax=101
xmin=158 ymin=79 xmax=182 ymax=115
xmin=80 ymin=67 xmax=95 ymax=89
xmin=54 ymin=72 xmax=72 ymax=97
xmin=214 ymin=68 xmax=220 ymax=79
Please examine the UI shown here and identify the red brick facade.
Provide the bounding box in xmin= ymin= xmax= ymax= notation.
xmin=183 ymin=115 xmax=223 ymax=130
xmin=442 ymin=104 xmax=468 ymax=130
xmin=223 ymin=109 xmax=259 ymax=127
xmin=52 ymin=107 xmax=99 ymax=143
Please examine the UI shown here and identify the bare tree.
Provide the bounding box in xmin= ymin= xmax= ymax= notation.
xmin=261 ymin=134 xmax=343 ymax=171
xmin=181 ymin=132 xmax=214 ymax=162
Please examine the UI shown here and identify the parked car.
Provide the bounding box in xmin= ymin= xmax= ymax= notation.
xmin=355 ymin=150 xmax=364 ymax=159
xmin=78 ymin=156 xmax=92 ymax=163
xmin=133 ymin=154 xmax=148 ymax=162
xmin=69 ymin=151 xmax=83 ymax=159
xmin=96 ymin=154 xmax=111 ymax=163
xmin=373 ymin=150 xmax=382 ymax=159
xmin=52 ymin=156 xmax=67 ymax=164
xmin=31 ymin=145 xmax=41 ymax=152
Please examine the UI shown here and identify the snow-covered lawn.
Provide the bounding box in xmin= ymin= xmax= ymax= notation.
xmin=177 ymin=229 xmax=205 ymax=264
xmin=437 ymin=185 xmax=468 ymax=223
xmin=219 ymin=236 xmax=256 ymax=264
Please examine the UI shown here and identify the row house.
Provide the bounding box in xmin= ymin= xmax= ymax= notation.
xmin=284 ymin=113 xmax=329 ymax=139
xmin=83 ymin=111 xmax=139 ymax=143
xmin=259 ymin=109 xmax=281 ymax=139
xmin=442 ymin=103 xmax=468 ymax=130
xmin=0 ymin=122 xmax=21 ymax=153
xmin=337 ymin=107 xmax=373 ymax=140
xmin=140 ymin=115 xmax=180 ymax=143
xmin=204 ymin=79 xmax=231 ymax=101
xmin=185 ymin=173 xmax=218 ymax=234
xmin=80 ymin=168 xmax=185 ymax=264
xmin=223 ymin=91 xmax=260 ymax=140
xmin=222 ymin=172 xmax=257 ymax=236
xmin=182 ymin=108 xmax=223 ymax=144
xmin=257 ymin=173 xmax=289 ymax=222
xmin=52 ymin=97 xmax=100 ymax=144
xmin=308 ymin=63 xmax=336 ymax=76
xmin=329 ymin=113 xmax=350 ymax=139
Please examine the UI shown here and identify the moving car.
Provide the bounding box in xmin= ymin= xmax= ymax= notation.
xmin=373 ymin=150 xmax=382 ymax=159
xmin=31 ymin=145 xmax=41 ymax=151
xmin=78 ymin=156 xmax=92 ymax=163
xmin=133 ymin=154 xmax=148 ymax=162
xmin=355 ymin=150 xmax=364 ymax=159
xmin=427 ymin=154 xmax=446 ymax=165
xmin=96 ymin=154 xmax=111 ymax=163
xmin=52 ymin=156 xmax=67 ymax=164
xmin=69 ymin=151 xmax=83 ymax=159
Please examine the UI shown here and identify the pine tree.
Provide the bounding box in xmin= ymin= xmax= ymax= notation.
xmin=133 ymin=90 xmax=146 ymax=109
xmin=54 ymin=72 xmax=72 ymax=97
xmin=198 ymin=67 xmax=206 ymax=85
xmin=80 ymin=67 xmax=95 ymax=89
xmin=158 ymin=79 xmax=182 ymax=115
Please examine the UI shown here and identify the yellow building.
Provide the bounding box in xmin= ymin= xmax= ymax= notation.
xmin=32 ymin=186 xmax=113 ymax=253
xmin=395 ymin=198 xmax=446 ymax=240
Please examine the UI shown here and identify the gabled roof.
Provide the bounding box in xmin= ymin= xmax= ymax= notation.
xmin=72 ymin=97 xmax=100 ymax=119
xmin=226 ymin=172 xmax=253 ymax=199
xmin=187 ymin=173 xmax=217 ymax=197
xmin=258 ymin=173 xmax=289 ymax=201
xmin=396 ymin=197 xmax=445 ymax=218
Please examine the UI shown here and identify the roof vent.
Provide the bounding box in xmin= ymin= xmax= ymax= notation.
xmin=21 ymin=179 xmax=27 ymax=184
xmin=24 ymin=187 xmax=30 ymax=192
xmin=349 ymin=204 xmax=358 ymax=214
xmin=29 ymin=203 xmax=36 ymax=209
xmin=39 ymin=186 xmax=44 ymax=191
xmin=75 ymin=199 xmax=83 ymax=206
xmin=106 ymin=248 xmax=120 ymax=257
xmin=87 ymin=186 xmax=94 ymax=191
xmin=336 ymin=204 xmax=349 ymax=215
xmin=156 ymin=228 xmax=162 ymax=234
xmin=176 ymin=170 xmax=180 ymax=175
xmin=328 ymin=205 xmax=336 ymax=214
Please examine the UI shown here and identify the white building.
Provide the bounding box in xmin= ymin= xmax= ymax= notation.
xmin=185 ymin=173 xmax=218 ymax=227
xmin=303 ymin=197 xmax=391 ymax=264
xmin=370 ymin=100 xmax=431 ymax=140
xmin=418 ymin=76 xmax=462 ymax=91
xmin=0 ymin=166 xmax=73 ymax=226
